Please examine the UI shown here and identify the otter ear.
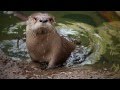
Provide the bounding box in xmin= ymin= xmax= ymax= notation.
xmin=52 ymin=16 xmax=55 ymax=22
xmin=52 ymin=16 xmax=56 ymax=24
xmin=49 ymin=16 xmax=56 ymax=24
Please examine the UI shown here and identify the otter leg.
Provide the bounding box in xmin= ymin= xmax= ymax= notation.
xmin=47 ymin=58 xmax=64 ymax=69
xmin=46 ymin=48 xmax=60 ymax=69
xmin=47 ymin=39 xmax=63 ymax=69
xmin=47 ymin=59 xmax=56 ymax=69
xmin=47 ymin=52 xmax=62 ymax=69
xmin=47 ymin=54 xmax=60 ymax=69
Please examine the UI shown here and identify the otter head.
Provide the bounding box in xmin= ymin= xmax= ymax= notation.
xmin=26 ymin=13 xmax=56 ymax=34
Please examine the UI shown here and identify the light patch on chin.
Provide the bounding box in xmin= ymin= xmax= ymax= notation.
xmin=45 ymin=23 xmax=54 ymax=30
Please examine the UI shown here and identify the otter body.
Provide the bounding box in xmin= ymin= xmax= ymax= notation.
xmin=26 ymin=13 xmax=75 ymax=69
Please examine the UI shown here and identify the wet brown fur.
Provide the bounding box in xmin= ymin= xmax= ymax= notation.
xmin=26 ymin=13 xmax=75 ymax=69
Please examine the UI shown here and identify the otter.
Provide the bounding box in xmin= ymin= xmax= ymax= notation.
xmin=26 ymin=13 xmax=75 ymax=69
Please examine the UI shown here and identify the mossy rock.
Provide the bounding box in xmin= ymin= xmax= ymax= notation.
xmin=95 ymin=21 xmax=120 ymax=64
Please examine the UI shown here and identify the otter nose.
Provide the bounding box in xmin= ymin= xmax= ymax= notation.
xmin=40 ymin=20 xmax=48 ymax=23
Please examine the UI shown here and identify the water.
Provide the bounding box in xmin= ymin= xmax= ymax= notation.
xmin=1 ymin=11 xmax=120 ymax=67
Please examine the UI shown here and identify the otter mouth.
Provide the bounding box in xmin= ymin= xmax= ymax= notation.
xmin=39 ymin=27 xmax=48 ymax=30
xmin=35 ymin=27 xmax=49 ymax=35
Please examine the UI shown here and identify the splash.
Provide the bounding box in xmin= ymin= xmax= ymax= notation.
xmin=56 ymin=22 xmax=106 ymax=67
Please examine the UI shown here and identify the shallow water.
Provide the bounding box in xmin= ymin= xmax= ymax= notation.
xmin=1 ymin=11 xmax=120 ymax=68
xmin=0 ymin=11 xmax=106 ymax=59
